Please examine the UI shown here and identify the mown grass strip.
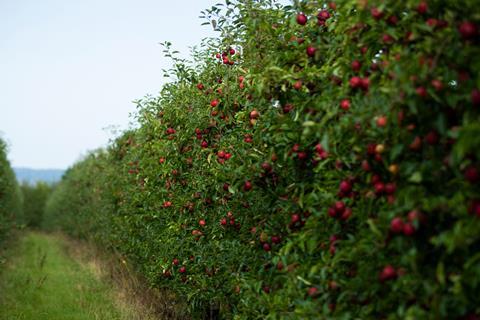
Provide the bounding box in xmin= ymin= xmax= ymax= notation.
xmin=0 ymin=232 xmax=133 ymax=320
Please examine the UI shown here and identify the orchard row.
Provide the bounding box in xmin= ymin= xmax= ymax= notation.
xmin=44 ymin=1 xmax=480 ymax=319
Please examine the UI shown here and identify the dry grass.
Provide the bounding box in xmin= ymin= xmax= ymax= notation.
xmin=56 ymin=233 xmax=190 ymax=320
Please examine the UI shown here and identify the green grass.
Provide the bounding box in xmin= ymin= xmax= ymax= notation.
xmin=0 ymin=232 xmax=133 ymax=320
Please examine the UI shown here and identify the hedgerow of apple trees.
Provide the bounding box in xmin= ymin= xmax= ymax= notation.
xmin=44 ymin=0 xmax=480 ymax=318
xmin=0 ymin=138 xmax=23 ymax=244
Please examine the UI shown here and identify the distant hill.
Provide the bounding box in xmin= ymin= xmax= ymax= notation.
xmin=14 ymin=167 xmax=65 ymax=185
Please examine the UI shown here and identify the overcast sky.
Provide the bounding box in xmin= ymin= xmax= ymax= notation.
xmin=0 ymin=0 xmax=219 ymax=169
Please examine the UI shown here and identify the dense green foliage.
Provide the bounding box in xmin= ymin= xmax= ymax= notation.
xmin=21 ymin=182 xmax=53 ymax=229
xmin=45 ymin=0 xmax=480 ymax=318
xmin=0 ymin=138 xmax=23 ymax=244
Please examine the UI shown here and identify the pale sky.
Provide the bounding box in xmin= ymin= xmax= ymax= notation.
xmin=0 ymin=0 xmax=219 ymax=169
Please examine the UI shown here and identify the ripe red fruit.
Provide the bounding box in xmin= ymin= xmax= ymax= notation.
xmin=210 ymin=99 xmax=219 ymax=107
xmin=276 ymin=261 xmax=284 ymax=271
xmin=362 ymin=160 xmax=371 ymax=172
xmin=306 ymin=46 xmax=316 ymax=57
xmin=431 ymin=79 xmax=443 ymax=91
xmin=179 ymin=266 xmax=186 ymax=274
xmin=199 ymin=219 xmax=206 ymax=227
xmin=282 ymin=103 xmax=294 ymax=113
xmin=163 ymin=201 xmax=172 ymax=208
xmin=416 ymin=86 xmax=427 ymax=98
xmin=371 ymin=7 xmax=383 ymax=20
xmin=374 ymin=182 xmax=385 ymax=195
xmin=229 ymin=48 xmax=235 ymax=55
xmin=407 ymin=210 xmax=421 ymax=222
xmin=172 ymin=258 xmax=179 ymax=266
xmin=340 ymin=99 xmax=350 ymax=111
xmin=296 ymin=13 xmax=307 ymax=25
xmin=360 ymin=77 xmax=370 ymax=91
xmin=329 ymin=245 xmax=336 ymax=255
xmin=417 ymin=1 xmax=428 ymax=14
xmin=468 ymin=200 xmax=480 ymax=217
xmin=340 ymin=207 xmax=352 ymax=220
xmin=328 ymin=207 xmax=337 ymax=218
xmin=224 ymin=152 xmax=232 ymax=160
xmin=458 ymin=21 xmax=477 ymax=39
xmin=410 ymin=136 xmax=422 ymax=151
xmin=349 ymin=76 xmax=362 ymax=89
xmin=317 ymin=10 xmax=330 ymax=21
xmin=291 ymin=213 xmax=301 ymax=223
xmin=263 ymin=243 xmax=271 ymax=252
xmin=425 ymin=131 xmax=439 ymax=145
xmin=379 ymin=265 xmax=397 ymax=282
xmin=339 ymin=180 xmax=352 ymax=193
xmin=382 ymin=34 xmax=394 ymax=44
xmin=329 ymin=235 xmax=339 ymax=244
xmin=385 ymin=183 xmax=396 ymax=195
xmin=201 ymin=140 xmax=208 ymax=148
xmin=297 ymin=151 xmax=308 ymax=160
xmin=261 ymin=162 xmax=272 ymax=172
xmin=334 ymin=201 xmax=346 ymax=214
xmin=390 ymin=217 xmax=404 ymax=234
xmin=217 ymin=150 xmax=226 ymax=158
xmin=472 ymin=89 xmax=480 ymax=106
xmin=403 ymin=223 xmax=415 ymax=236
xmin=244 ymin=180 xmax=252 ymax=191
xmin=271 ymin=235 xmax=281 ymax=244
xmin=376 ymin=116 xmax=387 ymax=127
xmin=351 ymin=60 xmax=362 ymax=72
xmin=220 ymin=218 xmax=227 ymax=226
xmin=196 ymin=83 xmax=204 ymax=90
xmin=293 ymin=80 xmax=302 ymax=90
xmin=387 ymin=15 xmax=398 ymax=25
xmin=465 ymin=165 xmax=479 ymax=183
xmin=307 ymin=287 xmax=318 ymax=297
xmin=249 ymin=110 xmax=260 ymax=119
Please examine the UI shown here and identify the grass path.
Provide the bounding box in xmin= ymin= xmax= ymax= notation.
xmin=0 ymin=232 xmax=142 ymax=320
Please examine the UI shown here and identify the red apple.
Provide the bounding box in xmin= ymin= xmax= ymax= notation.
xmin=379 ymin=265 xmax=397 ymax=282
xmin=306 ymin=46 xmax=316 ymax=57
xmin=249 ymin=110 xmax=260 ymax=119
xmin=296 ymin=13 xmax=308 ymax=25
xmin=371 ymin=7 xmax=383 ymax=20
xmin=351 ymin=60 xmax=362 ymax=72
xmin=340 ymin=99 xmax=350 ymax=110
xmin=417 ymin=1 xmax=428 ymax=14
xmin=390 ymin=217 xmax=404 ymax=234
xmin=472 ymin=89 xmax=480 ymax=106
xmin=376 ymin=116 xmax=387 ymax=127
xmin=403 ymin=223 xmax=415 ymax=236
xmin=349 ymin=76 xmax=362 ymax=89
xmin=458 ymin=21 xmax=477 ymax=39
